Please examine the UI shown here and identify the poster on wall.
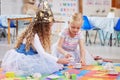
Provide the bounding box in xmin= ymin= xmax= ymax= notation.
xmin=22 ymin=0 xmax=79 ymax=21
xmin=46 ymin=0 xmax=79 ymax=34
xmin=103 ymin=0 xmax=111 ymax=5
xmin=85 ymin=0 xmax=94 ymax=5
xmin=94 ymin=0 xmax=102 ymax=5
xmin=48 ymin=0 xmax=79 ymax=21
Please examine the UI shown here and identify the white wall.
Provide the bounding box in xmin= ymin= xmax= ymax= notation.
xmin=115 ymin=9 xmax=120 ymax=17
xmin=1 ymin=0 xmax=23 ymax=15
xmin=1 ymin=0 xmax=120 ymax=17
xmin=83 ymin=0 xmax=111 ymax=17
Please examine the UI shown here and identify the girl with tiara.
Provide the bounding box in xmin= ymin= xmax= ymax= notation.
xmin=1 ymin=1 xmax=70 ymax=76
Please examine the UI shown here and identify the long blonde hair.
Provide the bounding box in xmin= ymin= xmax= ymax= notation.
xmin=14 ymin=9 xmax=54 ymax=53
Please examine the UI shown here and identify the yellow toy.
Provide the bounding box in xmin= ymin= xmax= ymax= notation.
xmin=5 ymin=72 xmax=15 ymax=78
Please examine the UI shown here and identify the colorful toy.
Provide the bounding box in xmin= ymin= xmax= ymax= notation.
xmin=32 ymin=73 xmax=41 ymax=80
xmin=64 ymin=72 xmax=70 ymax=79
xmin=74 ymin=63 xmax=81 ymax=69
xmin=71 ymin=74 xmax=76 ymax=80
xmin=5 ymin=72 xmax=15 ymax=78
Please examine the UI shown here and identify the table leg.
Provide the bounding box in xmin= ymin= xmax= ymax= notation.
xmin=7 ymin=19 xmax=11 ymax=44
xmin=16 ymin=20 xmax=18 ymax=37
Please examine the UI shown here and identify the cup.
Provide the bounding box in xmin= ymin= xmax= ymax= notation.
xmin=97 ymin=59 xmax=103 ymax=65
xmin=68 ymin=57 xmax=75 ymax=66
xmin=75 ymin=63 xmax=81 ymax=68
xmin=69 ymin=57 xmax=74 ymax=62
xmin=109 ymin=69 xmax=118 ymax=75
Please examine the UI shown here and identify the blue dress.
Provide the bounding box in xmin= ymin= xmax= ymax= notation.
xmin=1 ymin=34 xmax=63 ymax=76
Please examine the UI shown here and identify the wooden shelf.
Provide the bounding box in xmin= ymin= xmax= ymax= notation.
xmin=112 ymin=0 xmax=120 ymax=9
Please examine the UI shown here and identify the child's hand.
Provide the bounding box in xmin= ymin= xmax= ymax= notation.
xmin=80 ymin=59 xmax=86 ymax=66
xmin=65 ymin=53 xmax=72 ymax=58
xmin=57 ymin=58 xmax=70 ymax=64
xmin=94 ymin=56 xmax=102 ymax=60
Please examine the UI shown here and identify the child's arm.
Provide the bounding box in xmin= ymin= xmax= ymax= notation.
xmin=57 ymin=37 xmax=72 ymax=58
xmin=78 ymin=39 xmax=86 ymax=65
xmin=33 ymin=34 xmax=70 ymax=64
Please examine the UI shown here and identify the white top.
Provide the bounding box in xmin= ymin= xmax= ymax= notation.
xmin=1 ymin=34 xmax=61 ymax=75
xmin=33 ymin=34 xmax=58 ymax=62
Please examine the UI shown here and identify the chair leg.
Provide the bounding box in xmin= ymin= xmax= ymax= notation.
xmin=93 ymin=30 xmax=98 ymax=44
xmin=101 ymin=30 xmax=105 ymax=45
xmin=117 ymin=34 xmax=119 ymax=47
xmin=114 ymin=38 xmax=116 ymax=46
xmin=85 ymin=31 xmax=90 ymax=46
xmin=85 ymin=31 xmax=91 ymax=45
xmin=117 ymin=32 xmax=120 ymax=47
xmin=114 ymin=31 xmax=117 ymax=46
xmin=104 ymin=32 xmax=109 ymax=45
xmin=85 ymin=31 xmax=88 ymax=44
xmin=98 ymin=30 xmax=105 ymax=46
xmin=0 ymin=33 xmax=2 ymax=41
xmin=0 ymin=28 xmax=7 ymax=41
xmin=87 ymin=31 xmax=92 ymax=44
xmin=93 ymin=29 xmax=105 ymax=46
xmin=109 ymin=33 xmax=112 ymax=47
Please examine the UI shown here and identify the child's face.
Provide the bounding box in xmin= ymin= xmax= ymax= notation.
xmin=69 ymin=22 xmax=81 ymax=35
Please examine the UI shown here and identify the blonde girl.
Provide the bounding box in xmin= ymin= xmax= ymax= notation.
xmin=52 ymin=13 xmax=95 ymax=65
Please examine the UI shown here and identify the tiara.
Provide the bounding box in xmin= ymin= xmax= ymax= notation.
xmin=34 ymin=0 xmax=54 ymax=23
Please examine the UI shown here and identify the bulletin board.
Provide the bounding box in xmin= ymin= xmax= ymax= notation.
xmin=48 ymin=0 xmax=79 ymax=21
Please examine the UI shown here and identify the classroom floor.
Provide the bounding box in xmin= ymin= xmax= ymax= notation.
xmin=0 ymin=21 xmax=120 ymax=61
xmin=0 ymin=35 xmax=120 ymax=63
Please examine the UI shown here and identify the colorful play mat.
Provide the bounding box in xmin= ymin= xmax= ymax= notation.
xmin=0 ymin=63 xmax=120 ymax=80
